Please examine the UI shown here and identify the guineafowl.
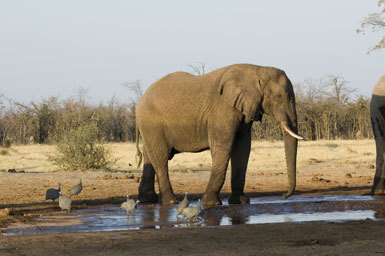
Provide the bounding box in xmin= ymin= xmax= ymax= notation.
xmin=45 ymin=183 xmax=61 ymax=201
xmin=121 ymin=195 xmax=137 ymax=215
xmin=176 ymin=192 xmax=189 ymax=216
xmin=69 ymin=179 xmax=82 ymax=197
xmin=58 ymin=193 xmax=72 ymax=212
xmin=181 ymin=200 xmax=201 ymax=221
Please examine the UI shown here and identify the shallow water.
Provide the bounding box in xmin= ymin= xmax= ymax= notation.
xmin=3 ymin=195 xmax=385 ymax=235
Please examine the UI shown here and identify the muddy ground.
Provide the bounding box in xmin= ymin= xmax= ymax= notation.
xmin=2 ymin=220 xmax=385 ymax=256
xmin=1 ymin=171 xmax=385 ymax=255
xmin=0 ymin=140 xmax=384 ymax=255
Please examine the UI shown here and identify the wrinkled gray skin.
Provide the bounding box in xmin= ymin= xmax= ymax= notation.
xmin=370 ymin=75 xmax=385 ymax=194
xmin=136 ymin=64 xmax=303 ymax=207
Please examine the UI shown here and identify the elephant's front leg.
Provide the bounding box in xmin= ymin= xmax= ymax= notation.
xmin=371 ymin=111 xmax=385 ymax=195
xmin=202 ymin=145 xmax=231 ymax=207
xmin=228 ymin=125 xmax=251 ymax=204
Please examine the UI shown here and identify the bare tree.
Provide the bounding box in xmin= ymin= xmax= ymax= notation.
xmin=122 ymin=80 xmax=145 ymax=141
xmin=299 ymin=77 xmax=326 ymax=104
xmin=357 ymin=0 xmax=385 ymax=53
xmin=187 ymin=61 xmax=206 ymax=75
xmin=122 ymin=80 xmax=144 ymax=103
xmin=324 ymin=75 xmax=356 ymax=105
xmin=0 ymin=93 xmax=4 ymax=115
xmin=76 ymin=87 xmax=91 ymax=105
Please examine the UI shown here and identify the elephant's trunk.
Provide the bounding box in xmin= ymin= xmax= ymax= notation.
xmin=282 ymin=121 xmax=299 ymax=198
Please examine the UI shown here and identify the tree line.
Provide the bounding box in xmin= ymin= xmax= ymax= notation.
xmin=0 ymin=76 xmax=373 ymax=146
xmin=254 ymin=75 xmax=372 ymax=140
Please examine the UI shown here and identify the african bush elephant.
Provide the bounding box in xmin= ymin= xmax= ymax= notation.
xmin=370 ymin=74 xmax=385 ymax=194
xmin=135 ymin=64 xmax=305 ymax=206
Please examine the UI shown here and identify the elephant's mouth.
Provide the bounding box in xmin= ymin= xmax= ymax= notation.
xmin=281 ymin=122 xmax=307 ymax=140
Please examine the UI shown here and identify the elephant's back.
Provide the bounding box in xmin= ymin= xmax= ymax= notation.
xmin=372 ymin=75 xmax=385 ymax=97
xmin=137 ymin=71 xmax=216 ymax=113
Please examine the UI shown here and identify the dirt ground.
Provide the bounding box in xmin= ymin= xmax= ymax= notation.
xmin=0 ymin=140 xmax=384 ymax=255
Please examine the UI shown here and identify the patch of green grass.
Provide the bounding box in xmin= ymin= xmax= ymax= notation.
xmin=324 ymin=143 xmax=338 ymax=149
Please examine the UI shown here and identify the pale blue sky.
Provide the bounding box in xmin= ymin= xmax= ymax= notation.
xmin=0 ymin=0 xmax=384 ymax=103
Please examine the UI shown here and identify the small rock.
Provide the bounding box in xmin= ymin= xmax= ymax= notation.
xmin=99 ymin=174 xmax=119 ymax=180
xmin=345 ymin=173 xmax=353 ymax=178
xmin=134 ymin=176 xmax=141 ymax=183
xmin=121 ymin=174 xmax=135 ymax=179
xmin=311 ymin=175 xmax=319 ymax=182
xmin=311 ymin=175 xmax=331 ymax=183
xmin=308 ymin=158 xmax=322 ymax=164
xmin=368 ymin=164 xmax=375 ymax=169
xmin=311 ymin=239 xmax=319 ymax=245
xmin=7 ymin=169 xmax=16 ymax=173
xmin=0 ymin=208 xmax=12 ymax=217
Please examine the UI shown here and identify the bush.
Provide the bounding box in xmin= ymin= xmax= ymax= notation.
xmin=51 ymin=123 xmax=111 ymax=170
xmin=2 ymin=138 xmax=11 ymax=148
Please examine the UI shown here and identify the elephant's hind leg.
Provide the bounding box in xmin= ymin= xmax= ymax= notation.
xmin=145 ymin=144 xmax=177 ymax=205
xmin=138 ymin=151 xmax=158 ymax=203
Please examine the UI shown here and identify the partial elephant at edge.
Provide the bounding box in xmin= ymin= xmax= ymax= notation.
xmin=370 ymin=74 xmax=385 ymax=194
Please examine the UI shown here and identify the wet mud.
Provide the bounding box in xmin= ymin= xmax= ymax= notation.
xmin=3 ymin=195 xmax=385 ymax=235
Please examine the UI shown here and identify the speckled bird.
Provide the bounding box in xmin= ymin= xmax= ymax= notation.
xmin=58 ymin=193 xmax=72 ymax=212
xmin=69 ymin=179 xmax=82 ymax=197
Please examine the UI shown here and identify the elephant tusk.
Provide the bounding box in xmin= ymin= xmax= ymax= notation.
xmin=281 ymin=122 xmax=307 ymax=141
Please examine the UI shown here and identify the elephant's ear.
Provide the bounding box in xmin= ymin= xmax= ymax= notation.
xmin=219 ymin=76 xmax=263 ymax=124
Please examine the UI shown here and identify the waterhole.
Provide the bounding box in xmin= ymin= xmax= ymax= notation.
xmin=3 ymin=195 xmax=385 ymax=235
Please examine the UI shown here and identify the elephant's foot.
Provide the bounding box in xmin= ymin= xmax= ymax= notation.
xmin=138 ymin=189 xmax=158 ymax=204
xmin=160 ymin=192 xmax=178 ymax=206
xmin=228 ymin=193 xmax=250 ymax=204
xmin=371 ymin=187 xmax=385 ymax=195
xmin=202 ymin=192 xmax=222 ymax=207
xmin=371 ymin=178 xmax=385 ymax=195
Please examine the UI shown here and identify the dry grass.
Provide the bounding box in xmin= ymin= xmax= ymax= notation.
xmin=0 ymin=140 xmax=376 ymax=173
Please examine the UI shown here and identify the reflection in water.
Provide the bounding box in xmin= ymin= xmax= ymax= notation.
xmin=3 ymin=195 xmax=385 ymax=235
xmin=246 ymin=210 xmax=376 ymax=224
xmin=375 ymin=211 xmax=385 ymax=218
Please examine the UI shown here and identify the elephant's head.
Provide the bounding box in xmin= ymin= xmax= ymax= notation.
xmin=219 ymin=65 xmax=306 ymax=198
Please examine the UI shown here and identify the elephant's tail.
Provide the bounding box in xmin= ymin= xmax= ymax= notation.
xmin=135 ymin=127 xmax=143 ymax=168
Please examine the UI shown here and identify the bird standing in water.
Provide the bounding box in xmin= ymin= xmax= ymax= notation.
xmin=121 ymin=195 xmax=137 ymax=215
xmin=181 ymin=200 xmax=201 ymax=221
xmin=177 ymin=192 xmax=189 ymax=217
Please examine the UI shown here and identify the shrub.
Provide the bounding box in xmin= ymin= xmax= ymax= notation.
xmin=2 ymin=138 xmax=11 ymax=148
xmin=51 ymin=123 xmax=111 ymax=170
